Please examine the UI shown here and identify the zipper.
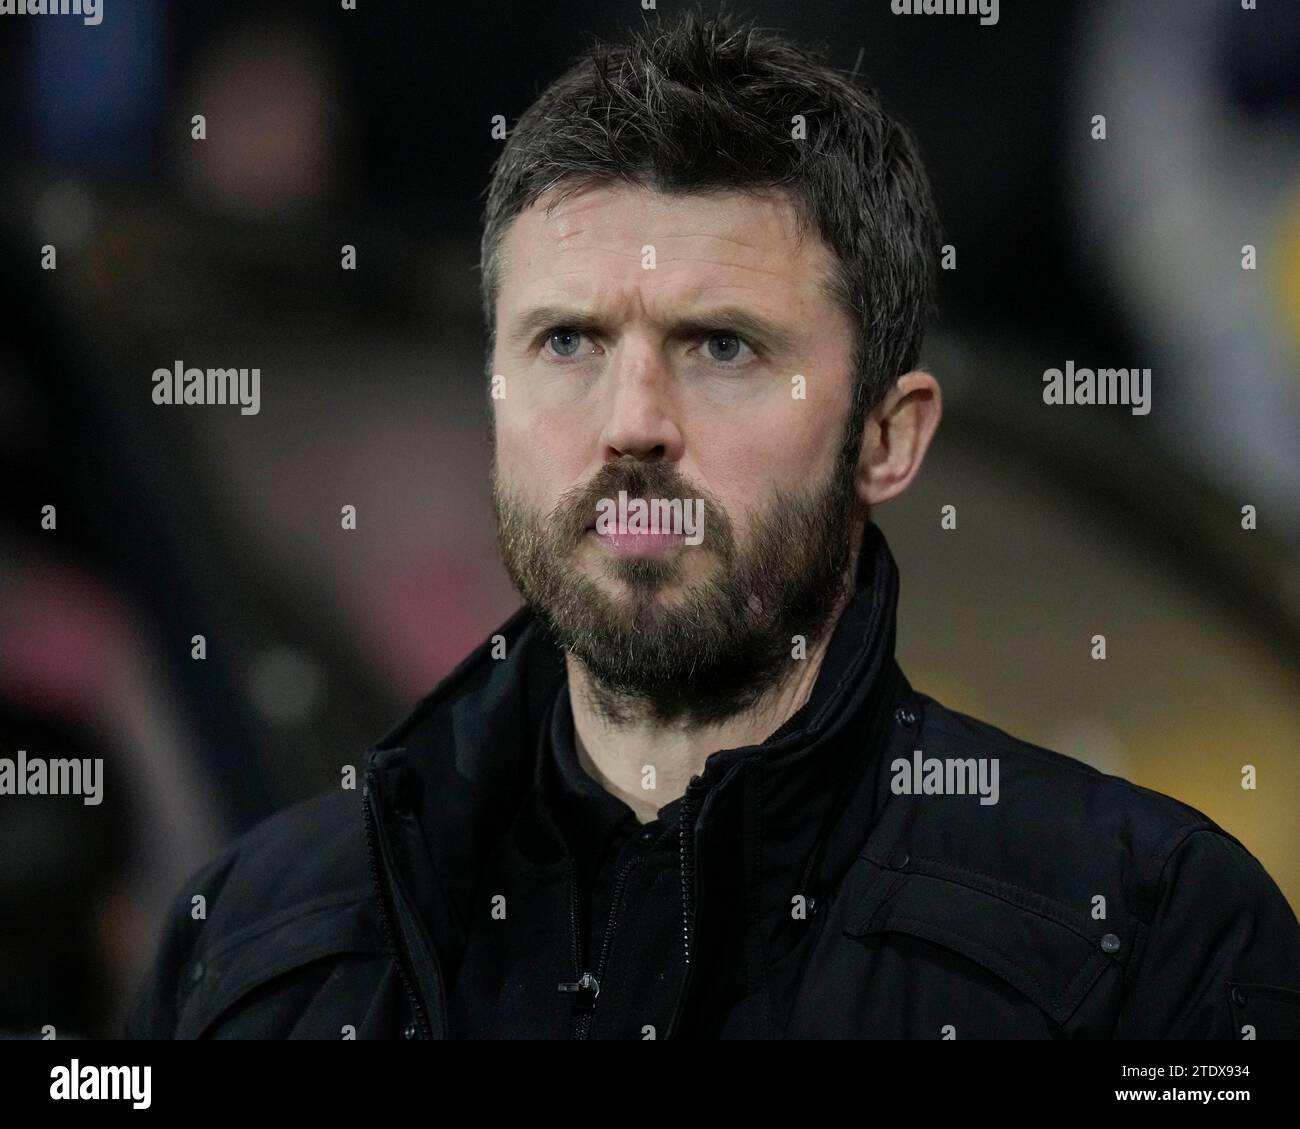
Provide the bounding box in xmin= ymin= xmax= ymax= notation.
xmin=561 ymin=852 xmax=643 ymax=1038
xmin=665 ymin=775 xmax=705 ymax=1038
xmin=362 ymin=780 xmax=433 ymax=1039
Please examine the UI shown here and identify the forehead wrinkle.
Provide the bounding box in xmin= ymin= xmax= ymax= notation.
xmin=519 ymin=272 xmax=816 ymax=340
xmin=542 ymin=199 xmax=806 ymax=251
xmin=656 ymin=256 xmax=796 ymax=281
xmin=547 ymin=245 xmax=646 ymax=268
xmin=549 ymin=226 xmax=794 ymax=261
xmin=547 ymin=239 xmax=805 ymax=285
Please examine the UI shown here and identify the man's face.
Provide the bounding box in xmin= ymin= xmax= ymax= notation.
xmin=489 ymin=182 xmax=862 ymax=724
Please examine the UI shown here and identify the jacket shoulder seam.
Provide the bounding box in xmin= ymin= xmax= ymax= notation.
xmin=199 ymin=885 xmax=376 ymax=965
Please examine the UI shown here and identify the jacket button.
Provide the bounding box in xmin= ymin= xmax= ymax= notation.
xmin=403 ymin=1021 xmax=418 ymax=1039
xmin=1100 ymin=933 xmax=1121 ymax=954
xmin=189 ymin=961 xmax=205 ymax=983
xmin=1231 ymin=987 xmax=1247 ymax=1007
xmin=890 ymin=850 xmax=910 ymax=870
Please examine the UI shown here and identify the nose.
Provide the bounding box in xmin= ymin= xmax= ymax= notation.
xmin=596 ymin=341 xmax=685 ymax=464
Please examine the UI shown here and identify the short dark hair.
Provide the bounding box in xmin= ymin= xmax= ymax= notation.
xmin=479 ymin=10 xmax=943 ymax=424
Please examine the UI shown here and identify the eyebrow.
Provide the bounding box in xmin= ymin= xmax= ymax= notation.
xmin=504 ymin=304 xmax=798 ymax=354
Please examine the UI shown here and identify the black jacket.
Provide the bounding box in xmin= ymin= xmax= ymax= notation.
xmin=125 ymin=525 xmax=1300 ymax=1039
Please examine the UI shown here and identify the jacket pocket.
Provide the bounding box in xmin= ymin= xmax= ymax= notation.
xmin=1226 ymin=981 xmax=1300 ymax=1040
xmin=842 ymin=854 xmax=1120 ymax=1027
xmin=175 ymin=891 xmax=387 ymax=1039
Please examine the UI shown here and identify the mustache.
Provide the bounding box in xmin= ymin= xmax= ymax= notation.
xmin=549 ymin=461 xmax=721 ymax=548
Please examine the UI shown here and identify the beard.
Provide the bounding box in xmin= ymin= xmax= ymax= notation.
xmin=490 ymin=427 xmax=863 ymax=728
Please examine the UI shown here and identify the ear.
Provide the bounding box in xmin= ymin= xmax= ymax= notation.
xmin=856 ymin=370 xmax=942 ymax=507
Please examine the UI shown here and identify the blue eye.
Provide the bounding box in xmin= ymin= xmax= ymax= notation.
xmin=704 ymin=332 xmax=754 ymax=365
xmin=706 ymin=334 xmax=741 ymax=362
xmin=547 ymin=329 xmax=586 ymax=358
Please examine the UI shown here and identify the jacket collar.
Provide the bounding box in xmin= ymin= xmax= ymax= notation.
xmin=365 ymin=521 xmax=908 ymax=1032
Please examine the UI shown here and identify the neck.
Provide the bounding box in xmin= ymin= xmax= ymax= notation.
xmin=565 ymin=572 xmax=858 ymax=825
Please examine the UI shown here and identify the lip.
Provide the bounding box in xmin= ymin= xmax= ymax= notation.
xmin=586 ymin=528 xmax=686 ymax=559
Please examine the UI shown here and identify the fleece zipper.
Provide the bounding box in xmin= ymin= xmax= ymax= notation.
xmin=561 ymin=853 xmax=643 ymax=1038
xmin=559 ymin=773 xmax=707 ymax=1040
xmin=665 ymin=775 xmax=704 ymax=1038
xmin=362 ymin=772 xmax=446 ymax=1039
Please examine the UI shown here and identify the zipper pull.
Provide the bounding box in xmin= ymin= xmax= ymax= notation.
xmin=557 ymin=971 xmax=600 ymax=1008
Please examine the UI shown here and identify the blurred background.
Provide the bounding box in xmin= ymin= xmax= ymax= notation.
xmin=0 ymin=0 xmax=1297 ymax=1039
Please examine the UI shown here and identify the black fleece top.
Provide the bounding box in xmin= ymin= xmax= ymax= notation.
xmin=535 ymin=554 xmax=869 ymax=1038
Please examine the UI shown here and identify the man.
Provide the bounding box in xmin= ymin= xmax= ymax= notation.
xmin=127 ymin=13 xmax=1300 ymax=1040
